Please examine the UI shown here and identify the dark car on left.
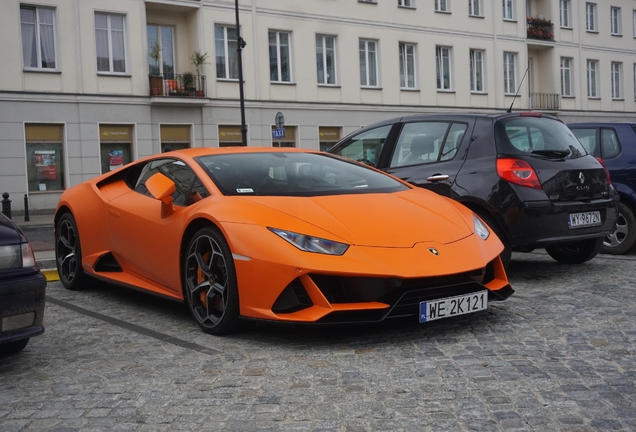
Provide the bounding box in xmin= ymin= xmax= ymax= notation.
xmin=0 ymin=212 xmax=46 ymax=355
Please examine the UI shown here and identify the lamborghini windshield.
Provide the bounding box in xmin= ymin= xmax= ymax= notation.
xmin=196 ymin=152 xmax=409 ymax=196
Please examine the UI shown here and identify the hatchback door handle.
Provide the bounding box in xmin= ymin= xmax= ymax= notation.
xmin=426 ymin=174 xmax=450 ymax=182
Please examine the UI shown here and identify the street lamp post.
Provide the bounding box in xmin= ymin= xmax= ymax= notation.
xmin=235 ymin=0 xmax=247 ymax=146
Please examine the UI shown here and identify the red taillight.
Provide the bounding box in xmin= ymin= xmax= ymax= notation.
xmin=596 ymin=157 xmax=612 ymax=185
xmin=496 ymin=158 xmax=542 ymax=189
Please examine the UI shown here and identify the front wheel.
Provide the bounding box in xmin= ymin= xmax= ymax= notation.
xmin=183 ymin=227 xmax=242 ymax=335
xmin=0 ymin=338 xmax=29 ymax=355
xmin=545 ymin=237 xmax=603 ymax=264
xmin=602 ymin=202 xmax=636 ymax=255
xmin=55 ymin=213 xmax=88 ymax=290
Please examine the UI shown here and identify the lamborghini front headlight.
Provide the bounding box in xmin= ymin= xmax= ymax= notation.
xmin=269 ymin=228 xmax=349 ymax=255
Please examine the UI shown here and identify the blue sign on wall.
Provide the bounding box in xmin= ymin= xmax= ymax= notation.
xmin=272 ymin=128 xmax=285 ymax=139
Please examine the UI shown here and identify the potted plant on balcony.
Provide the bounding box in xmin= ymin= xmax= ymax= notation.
xmin=149 ymin=42 xmax=163 ymax=96
xmin=190 ymin=50 xmax=209 ymax=97
xmin=183 ymin=72 xmax=195 ymax=97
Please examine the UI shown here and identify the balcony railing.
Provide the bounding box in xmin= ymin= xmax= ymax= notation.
xmin=526 ymin=16 xmax=554 ymax=41
xmin=530 ymin=92 xmax=560 ymax=110
xmin=149 ymin=74 xmax=206 ymax=98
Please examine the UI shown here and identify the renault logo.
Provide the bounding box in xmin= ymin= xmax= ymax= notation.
xmin=579 ymin=172 xmax=585 ymax=184
xmin=427 ymin=248 xmax=439 ymax=256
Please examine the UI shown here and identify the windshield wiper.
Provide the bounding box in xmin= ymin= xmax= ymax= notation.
xmin=531 ymin=149 xmax=570 ymax=158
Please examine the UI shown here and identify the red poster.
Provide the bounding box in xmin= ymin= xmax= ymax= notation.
xmin=35 ymin=151 xmax=57 ymax=181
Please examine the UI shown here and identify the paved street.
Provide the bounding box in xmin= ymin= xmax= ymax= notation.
xmin=1 ymin=250 xmax=635 ymax=431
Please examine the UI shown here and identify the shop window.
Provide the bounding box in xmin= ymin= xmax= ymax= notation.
xmin=271 ymin=125 xmax=296 ymax=147
xmin=100 ymin=125 xmax=133 ymax=174
xmin=161 ymin=125 xmax=191 ymax=152
xmin=319 ymin=126 xmax=341 ymax=151
xmin=25 ymin=124 xmax=65 ymax=192
xmin=218 ymin=125 xmax=244 ymax=147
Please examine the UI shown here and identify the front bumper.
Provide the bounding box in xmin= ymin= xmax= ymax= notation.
xmin=0 ymin=270 xmax=47 ymax=344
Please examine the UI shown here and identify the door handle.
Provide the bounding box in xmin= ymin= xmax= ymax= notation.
xmin=426 ymin=174 xmax=450 ymax=182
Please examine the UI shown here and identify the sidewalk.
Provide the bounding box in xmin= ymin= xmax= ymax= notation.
xmin=13 ymin=212 xmax=58 ymax=280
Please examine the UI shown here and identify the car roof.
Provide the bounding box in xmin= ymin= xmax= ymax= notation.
xmin=568 ymin=122 xmax=636 ymax=127
xmin=162 ymin=146 xmax=322 ymax=158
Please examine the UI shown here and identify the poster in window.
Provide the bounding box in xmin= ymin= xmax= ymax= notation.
xmin=35 ymin=150 xmax=57 ymax=182
xmin=109 ymin=149 xmax=124 ymax=171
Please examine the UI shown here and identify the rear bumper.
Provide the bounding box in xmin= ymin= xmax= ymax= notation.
xmin=0 ymin=271 xmax=47 ymax=344
xmin=508 ymin=197 xmax=618 ymax=248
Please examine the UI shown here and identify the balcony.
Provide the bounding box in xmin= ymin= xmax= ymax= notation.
xmin=530 ymin=92 xmax=559 ymax=110
xmin=149 ymin=74 xmax=206 ymax=98
xmin=527 ymin=16 xmax=554 ymax=41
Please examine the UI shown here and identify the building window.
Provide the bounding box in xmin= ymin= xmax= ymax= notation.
xmin=470 ymin=49 xmax=485 ymax=92
xmin=398 ymin=0 xmax=414 ymax=7
xmin=502 ymin=0 xmax=514 ymax=20
xmin=269 ymin=31 xmax=291 ymax=83
xmin=436 ymin=47 xmax=452 ymax=91
xmin=611 ymin=7 xmax=622 ymax=35
xmin=633 ymin=10 xmax=636 ymax=37
xmin=99 ymin=125 xmax=133 ymax=174
xmin=25 ymin=124 xmax=65 ymax=192
xmin=218 ymin=125 xmax=244 ymax=147
xmin=586 ymin=3 xmax=597 ymax=32
xmin=611 ymin=62 xmax=622 ymax=99
xmin=634 ymin=64 xmax=636 ymax=101
xmin=435 ymin=0 xmax=450 ymax=12
xmin=316 ymin=35 xmax=336 ymax=85
xmin=95 ymin=13 xmax=126 ymax=74
xmin=503 ymin=52 xmax=517 ymax=95
xmin=160 ymin=125 xmax=191 ymax=152
xmin=560 ymin=58 xmax=573 ymax=97
xmin=319 ymin=127 xmax=342 ymax=151
xmin=147 ymin=25 xmax=174 ymax=77
xmin=560 ymin=0 xmax=571 ymax=28
xmin=469 ymin=0 xmax=483 ymax=17
xmin=271 ymin=126 xmax=296 ymax=147
xmin=587 ymin=60 xmax=599 ymax=98
xmin=399 ymin=43 xmax=416 ymax=89
xmin=215 ymin=25 xmax=239 ymax=80
xmin=359 ymin=40 xmax=378 ymax=87
xmin=20 ymin=6 xmax=56 ymax=70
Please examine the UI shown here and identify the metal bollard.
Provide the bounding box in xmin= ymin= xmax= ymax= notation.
xmin=24 ymin=194 xmax=30 ymax=222
xmin=1 ymin=192 xmax=12 ymax=219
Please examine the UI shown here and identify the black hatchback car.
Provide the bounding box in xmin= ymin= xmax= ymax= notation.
xmin=0 ymin=212 xmax=46 ymax=355
xmin=328 ymin=112 xmax=618 ymax=266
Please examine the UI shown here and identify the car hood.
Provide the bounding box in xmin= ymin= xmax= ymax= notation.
xmin=233 ymin=189 xmax=473 ymax=247
xmin=0 ymin=214 xmax=24 ymax=246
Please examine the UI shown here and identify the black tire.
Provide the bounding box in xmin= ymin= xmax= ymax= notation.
xmin=475 ymin=212 xmax=512 ymax=269
xmin=183 ymin=226 xmax=242 ymax=335
xmin=55 ymin=212 xmax=88 ymax=290
xmin=545 ymin=237 xmax=603 ymax=264
xmin=0 ymin=338 xmax=29 ymax=355
xmin=602 ymin=202 xmax=636 ymax=255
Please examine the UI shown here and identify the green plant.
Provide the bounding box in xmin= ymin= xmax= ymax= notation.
xmin=183 ymin=72 xmax=195 ymax=90
xmin=190 ymin=50 xmax=209 ymax=76
xmin=149 ymin=42 xmax=161 ymax=75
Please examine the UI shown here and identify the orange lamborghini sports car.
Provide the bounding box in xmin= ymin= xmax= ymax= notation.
xmin=54 ymin=147 xmax=513 ymax=335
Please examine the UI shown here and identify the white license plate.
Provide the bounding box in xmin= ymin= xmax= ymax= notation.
xmin=419 ymin=291 xmax=488 ymax=323
xmin=568 ymin=211 xmax=601 ymax=228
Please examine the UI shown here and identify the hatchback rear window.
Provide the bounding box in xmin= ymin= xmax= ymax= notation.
xmin=495 ymin=117 xmax=587 ymax=159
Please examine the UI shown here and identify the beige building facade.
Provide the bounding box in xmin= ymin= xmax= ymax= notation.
xmin=1 ymin=0 xmax=635 ymax=212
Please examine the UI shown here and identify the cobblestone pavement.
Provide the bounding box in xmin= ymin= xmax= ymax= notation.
xmin=1 ymin=251 xmax=635 ymax=431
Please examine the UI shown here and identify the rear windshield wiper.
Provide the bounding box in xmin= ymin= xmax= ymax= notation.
xmin=531 ymin=149 xmax=570 ymax=158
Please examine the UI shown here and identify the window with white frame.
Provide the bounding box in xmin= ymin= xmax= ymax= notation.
xmin=469 ymin=0 xmax=483 ymax=17
xmin=215 ymin=25 xmax=239 ymax=80
xmin=399 ymin=43 xmax=416 ymax=89
xmin=560 ymin=57 xmax=573 ymax=96
xmin=587 ymin=60 xmax=599 ymax=98
xmin=503 ymin=52 xmax=517 ymax=95
xmin=20 ymin=6 xmax=56 ymax=70
xmin=502 ymin=0 xmax=514 ymax=20
xmin=435 ymin=0 xmax=450 ymax=13
xmin=359 ymin=39 xmax=378 ymax=87
xmin=269 ymin=31 xmax=291 ymax=83
xmin=436 ymin=46 xmax=452 ymax=90
xmin=147 ymin=25 xmax=174 ymax=77
xmin=633 ymin=10 xmax=636 ymax=37
xmin=611 ymin=7 xmax=622 ymax=35
xmin=316 ymin=35 xmax=336 ymax=85
xmin=586 ymin=3 xmax=597 ymax=32
xmin=398 ymin=0 xmax=414 ymax=7
xmin=560 ymin=0 xmax=571 ymax=28
xmin=634 ymin=63 xmax=636 ymax=100
xmin=611 ymin=62 xmax=622 ymax=99
xmin=95 ymin=13 xmax=126 ymax=74
xmin=470 ymin=49 xmax=485 ymax=92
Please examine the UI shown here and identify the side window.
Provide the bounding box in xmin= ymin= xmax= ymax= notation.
xmin=331 ymin=125 xmax=392 ymax=166
xmin=600 ymin=128 xmax=621 ymax=159
xmin=134 ymin=159 xmax=209 ymax=206
xmin=390 ymin=122 xmax=466 ymax=167
xmin=571 ymin=128 xmax=597 ymax=156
